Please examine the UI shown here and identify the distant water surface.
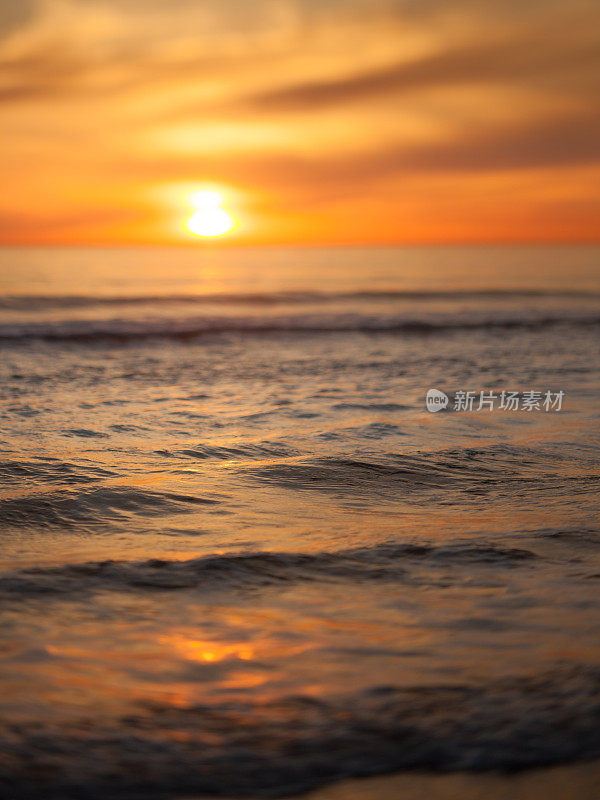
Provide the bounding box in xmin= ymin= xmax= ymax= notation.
xmin=0 ymin=245 xmax=599 ymax=799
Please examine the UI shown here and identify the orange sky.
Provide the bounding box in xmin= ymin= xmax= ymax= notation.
xmin=0 ymin=0 xmax=599 ymax=246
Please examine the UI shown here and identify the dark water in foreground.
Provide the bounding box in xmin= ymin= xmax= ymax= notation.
xmin=0 ymin=246 xmax=599 ymax=798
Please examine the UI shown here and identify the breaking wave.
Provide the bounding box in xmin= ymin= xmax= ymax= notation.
xmin=2 ymin=288 xmax=599 ymax=311
xmin=1 ymin=310 xmax=599 ymax=343
xmin=1 ymin=665 xmax=599 ymax=799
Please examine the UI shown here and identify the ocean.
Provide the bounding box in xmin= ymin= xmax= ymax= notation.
xmin=0 ymin=244 xmax=599 ymax=798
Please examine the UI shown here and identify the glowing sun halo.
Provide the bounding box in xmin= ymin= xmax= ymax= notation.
xmin=185 ymin=189 xmax=235 ymax=238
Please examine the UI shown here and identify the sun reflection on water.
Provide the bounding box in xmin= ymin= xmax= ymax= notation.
xmin=160 ymin=633 xmax=254 ymax=663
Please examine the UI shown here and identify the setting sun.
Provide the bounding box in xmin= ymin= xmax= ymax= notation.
xmin=185 ymin=189 xmax=236 ymax=238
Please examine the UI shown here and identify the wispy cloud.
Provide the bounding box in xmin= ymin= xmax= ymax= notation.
xmin=0 ymin=0 xmax=598 ymax=243
xmin=236 ymin=36 xmax=599 ymax=114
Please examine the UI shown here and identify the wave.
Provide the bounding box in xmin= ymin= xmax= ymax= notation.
xmin=0 ymin=459 xmax=116 ymax=486
xmin=2 ymin=287 xmax=600 ymax=310
xmin=0 ymin=487 xmax=219 ymax=528
xmin=246 ymin=444 xmax=600 ymax=498
xmin=1 ymin=446 xmax=596 ymax=530
xmin=157 ymin=441 xmax=299 ymax=460
xmin=1 ymin=664 xmax=599 ymax=798
xmin=0 ymin=542 xmax=537 ymax=598
xmin=1 ymin=310 xmax=599 ymax=343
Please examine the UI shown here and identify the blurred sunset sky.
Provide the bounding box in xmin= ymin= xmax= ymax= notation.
xmin=0 ymin=0 xmax=599 ymax=245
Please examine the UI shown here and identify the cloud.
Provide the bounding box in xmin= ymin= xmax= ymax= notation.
xmin=237 ymin=35 xmax=600 ymax=114
xmin=125 ymin=104 xmax=600 ymax=205
xmin=0 ymin=2 xmax=37 ymax=40
xmin=0 ymin=0 xmax=598 ymax=242
xmin=1 ymin=0 xmax=597 ymax=111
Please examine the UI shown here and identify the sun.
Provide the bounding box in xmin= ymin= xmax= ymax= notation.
xmin=186 ymin=207 xmax=235 ymax=237
xmin=184 ymin=189 xmax=236 ymax=238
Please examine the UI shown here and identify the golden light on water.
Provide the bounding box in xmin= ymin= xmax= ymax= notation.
xmin=161 ymin=634 xmax=254 ymax=663
xmin=184 ymin=189 xmax=236 ymax=239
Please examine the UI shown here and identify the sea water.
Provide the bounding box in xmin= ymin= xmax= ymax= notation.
xmin=0 ymin=245 xmax=599 ymax=798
